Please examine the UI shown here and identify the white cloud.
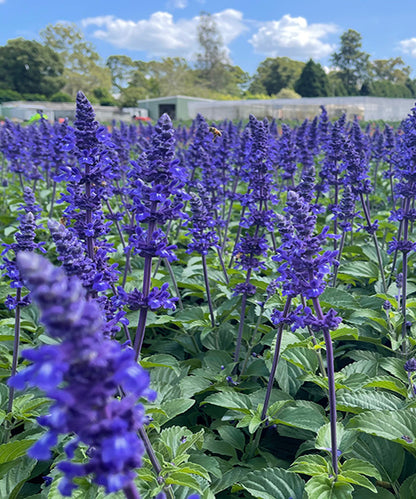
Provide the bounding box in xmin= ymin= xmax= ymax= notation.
xmin=399 ymin=38 xmax=416 ymax=57
xmin=249 ymin=14 xmax=338 ymax=60
xmin=81 ymin=9 xmax=246 ymax=59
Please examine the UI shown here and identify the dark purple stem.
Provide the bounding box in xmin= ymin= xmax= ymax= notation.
xmin=7 ymin=288 xmax=21 ymax=414
xmin=312 ymin=297 xmax=338 ymax=477
xmin=359 ymin=192 xmax=387 ymax=293
xmin=202 ymin=253 xmax=215 ymax=327
xmin=261 ymin=297 xmax=292 ymax=419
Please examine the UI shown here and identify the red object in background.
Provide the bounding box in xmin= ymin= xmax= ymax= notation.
xmin=133 ymin=116 xmax=152 ymax=122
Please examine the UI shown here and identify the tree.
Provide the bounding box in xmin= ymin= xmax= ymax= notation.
xmin=147 ymin=58 xmax=197 ymax=96
xmin=0 ymin=38 xmax=64 ymax=97
xmin=330 ymin=29 xmax=370 ymax=95
xmin=294 ymin=59 xmax=330 ymax=97
xmin=106 ymin=55 xmax=138 ymax=93
xmin=194 ymin=11 xmax=248 ymax=96
xmin=370 ymin=57 xmax=411 ymax=85
xmin=40 ymin=23 xmax=112 ymax=98
xmin=249 ymin=57 xmax=305 ymax=96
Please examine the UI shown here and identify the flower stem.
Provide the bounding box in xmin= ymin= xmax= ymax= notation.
xmin=312 ymin=297 xmax=338 ymax=477
xmin=7 ymin=288 xmax=21 ymax=415
xmin=359 ymin=193 xmax=387 ymax=293
xmin=202 ymin=254 xmax=215 ymax=327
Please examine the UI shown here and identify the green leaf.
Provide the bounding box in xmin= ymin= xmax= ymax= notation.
xmin=274 ymin=402 xmax=327 ymax=433
xmin=165 ymin=471 xmax=202 ymax=493
xmin=159 ymin=427 xmax=204 ymax=460
xmin=320 ymin=288 xmax=360 ymax=310
xmin=291 ymin=454 xmax=330 ymax=476
xmin=210 ymin=467 xmax=248 ymax=494
xmin=399 ymin=473 xmax=416 ymax=499
xmin=274 ymin=358 xmax=304 ymax=395
xmin=202 ymin=392 xmax=252 ymax=413
xmin=338 ymin=471 xmax=377 ymax=492
xmin=341 ymin=458 xmax=381 ymax=480
xmin=362 ymin=376 xmax=408 ymax=397
xmin=179 ymin=376 xmax=212 ymax=398
xmin=316 ymin=423 xmax=357 ymax=455
xmin=305 ymin=475 xmax=354 ymax=499
xmin=347 ymin=410 xmax=416 ymax=449
xmin=0 ymin=439 xmax=37 ymax=464
xmin=238 ymin=467 xmax=305 ymax=499
xmin=330 ymin=326 xmax=359 ymax=341
xmin=282 ymin=346 xmax=319 ymax=373
xmin=338 ymin=261 xmax=379 ymax=280
xmin=177 ymin=462 xmax=210 ymax=480
xmin=140 ymin=354 xmax=180 ymax=372
xmin=0 ymin=456 xmax=36 ymax=499
xmin=352 ymin=486 xmax=395 ymax=498
xmin=379 ymin=357 xmax=408 ymax=382
xmin=217 ymin=426 xmax=246 ymax=452
xmin=336 ymin=389 xmax=405 ymax=413
xmin=347 ymin=433 xmax=404 ymax=484
xmin=248 ymin=413 xmax=262 ymax=434
xmin=159 ymin=398 xmax=195 ymax=423
xmin=12 ymin=394 xmax=50 ymax=419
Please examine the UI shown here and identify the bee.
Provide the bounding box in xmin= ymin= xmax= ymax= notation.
xmin=209 ymin=126 xmax=222 ymax=142
xmin=60 ymin=217 xmax=67 ymax=226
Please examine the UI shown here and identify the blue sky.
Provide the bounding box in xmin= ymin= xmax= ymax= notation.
xmin=2 ymin=0 xmax=416 ymax=76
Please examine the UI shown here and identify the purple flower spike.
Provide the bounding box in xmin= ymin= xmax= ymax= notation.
xmin=9 ymin=253 xmax=153 ymax=496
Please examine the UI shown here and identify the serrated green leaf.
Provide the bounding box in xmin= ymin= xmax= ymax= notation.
xmin=274 ymin=402 xmax=327 ymax=433
xmin=336 ymin=389 xmax=405 ymax=413
xmin=347 ymin=410 xmax=416 ymax=449
xmin=0 ymin=456 xmax=36 ymax=499
xmin=210 ymin=467 xmax=248 ymax=494
xmin=217 ymin=425 xmax=245 ymax=452
xmin=379 ymin=357 xmax=408 ymax=382
xmin=320 ymin=288 xmax=360 ymax=310
xmin=165 ymin=471 xmax=202 ymax=493
xmin=362 ymin=376 xmax=407 ymax=397
xmin=177 ymin=462 xmax=210 ymax=480
xmin=238 ymin=467 xmax=305 ymax=499
xmin=282 ymin=346 xmax=319 ymax=373
xmin=154 ymin=398 xmax=195 ymax=424
xmin=0 ymin=439 xmax=37 ymax=464
xmin=305 ymin=475 xmax=354 ymax=499
xmin=248 ymin=413 xmax=262 ymax=434
xmin=202 ymin=391 xmax=252 ymax=413
xmin=347 ymin=433 xmax=404 ymax=484
xmin=338 ymin=470 xmax=377 ymax=492
xmin=291 ymin=454 xmax=330 ymax=476
xmin=338 ymin=261 xmax=379 ymax=280
xmin=341 ymin=458 xmax=381 ymax=480
xmin=316 ymin=422 xmax=357 ymax=455
xmin=179 ymin=376 xmax=212 ymax=398
xmin=140 ymin=354 xmax=180 ymax=372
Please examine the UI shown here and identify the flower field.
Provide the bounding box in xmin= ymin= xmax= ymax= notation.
xmin=2 ymin=92 xmax=416 ymax=498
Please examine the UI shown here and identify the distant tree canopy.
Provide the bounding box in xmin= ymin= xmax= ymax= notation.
xmin=330 ymin=29 xmax=370 ymax=95
xmin=294 ymin=59 xmax=330 ymax=97
xmin=248 ymin=57 xmax=305 ymax=96
xmin=0 ymin=38 xmax=64 ymax=97
xmin=0 ymin=24 xmax=415 ymax=106
xmin=40 ymin=22 xmax=112 ymax=98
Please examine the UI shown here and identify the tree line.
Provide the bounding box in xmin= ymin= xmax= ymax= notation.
xmin=1 ymin=14 xmax=415 ymax=107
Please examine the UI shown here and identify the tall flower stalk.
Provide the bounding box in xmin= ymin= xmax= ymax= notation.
xmin=256 ymin=190 xmax=341 ymax=475
xmin=9 ymin=253 xmax=154 ymax=497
